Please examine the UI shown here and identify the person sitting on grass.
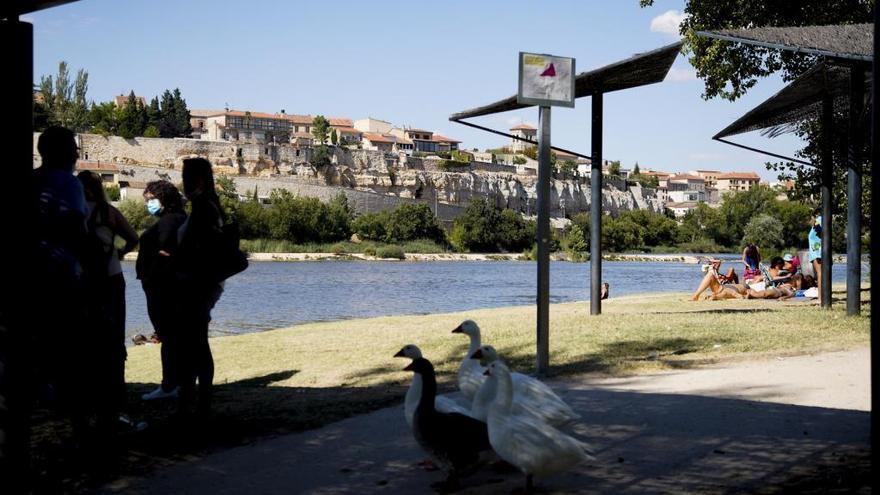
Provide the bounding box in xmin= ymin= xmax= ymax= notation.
xmin=745 ymin=273 xmax=808 ymax=300
xmin=690 ymin=258 xmax=747 ymax=301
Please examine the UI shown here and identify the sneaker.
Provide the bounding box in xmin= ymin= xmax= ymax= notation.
xmin=142 ymin=386 xmax=179 ymax=401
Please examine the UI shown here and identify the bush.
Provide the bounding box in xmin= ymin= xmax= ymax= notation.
xmin=104 ymin=184 xmax=120 ymax=201
xmin=266 ymin=189 xmax=351 ymax=243
xmin=330 ymin=243 xmax=347 ymax=255
xmin=118 ymin=198 xmax=155 ymax=231
xmin=742 ymin=213 xmax=784 ymax=250
xmin=376 ymin=245 xmax=405 ymax=259
xmin=449 ymin=198 xmax=534 ymax=252
xmin=386 ymin=203 xmax=445 ymax=243
xmin=512 ymin=156 xmax=527 ymax=165
xmin=352 ymin=211 xmax=390 ymax=241
xmin=363 ymin=246 xmax=377 ymax=257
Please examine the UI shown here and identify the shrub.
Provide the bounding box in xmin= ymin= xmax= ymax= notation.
xmin=352 ymin=211 xmax=390 ymax=241
xmin=266 ymin=189 xmax=351 ymax=243
xmin=376 ymin=245 xmax=405 ymax=259
xmin=742 ymin=213 xmax=784 ymax=250
xmin=104 ymin=184 xmax=121 ymax=201
xmin=450 ymin=198 xmax=534 ymax=252
xmin=512 ymin=156 xmax=527 ymax=165
xmin=363 ymin=246 xmax=377 ymax=257
xmin=386 ymin=203 xmax=445 ymax=243
xmin=330 ymin=243 xmax=346 ymax=255
xmin=118 ymin=197 xmax=155 ymax=231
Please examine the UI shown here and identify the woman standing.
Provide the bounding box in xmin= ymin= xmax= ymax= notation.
xmin=77 ymin=171 xmax=139 ymax=430
xmin=176 ymin=158 xmax=226 ymax=417
xmin=137 ymin=180 xmax=187 ymax=401
xmin=808 ymin=215 xmax=823 ymax=304
xmin=741 ymin=243 xmax=762 ymax=283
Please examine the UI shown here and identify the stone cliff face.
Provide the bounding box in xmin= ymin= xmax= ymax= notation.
xmin=318 ymin=148 xmax=663 ymax=216
xmin=62 ymin=133 xmax=661 ymax=216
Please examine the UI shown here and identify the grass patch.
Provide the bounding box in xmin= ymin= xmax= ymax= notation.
xmin=32 ymin=287 xmax=870 ymax=491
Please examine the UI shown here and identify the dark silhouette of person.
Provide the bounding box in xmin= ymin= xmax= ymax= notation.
xmin=77 ymin=171 xmax=138 ymax=432
xmin=32 ymin=126 xmax=93 ymax=443
xmin=136 ymin=180 xmax=187 ymax=402
xmin=176 ymin=158 xmax=226 ymax=417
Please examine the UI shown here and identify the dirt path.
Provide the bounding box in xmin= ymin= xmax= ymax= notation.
xmin=101 ymin=347 xmax=870 ymax=494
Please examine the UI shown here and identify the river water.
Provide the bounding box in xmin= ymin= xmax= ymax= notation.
xmin=120 ymin=259 xmax=853 ymax=341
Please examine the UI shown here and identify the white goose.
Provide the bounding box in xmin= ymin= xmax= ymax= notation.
xmin=470 ymin=345 xmax=579 ymax=426
xmin=452 ymin=320 xmax=485 ymax=401
xmin=394 ymin=344 xmax=473 ymax=428
xmin=484 ymin=361 xmax=593 ymax=493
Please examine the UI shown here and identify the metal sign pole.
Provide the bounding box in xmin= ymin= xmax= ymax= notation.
xmin=536 ymin=105 xmax=551 ymax=376
xmin=590 ymin=91 xmax=603 ymax=315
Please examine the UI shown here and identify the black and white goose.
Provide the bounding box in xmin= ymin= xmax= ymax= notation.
xmin=394 ymin=344 xmax=473 ymax=429
xmin=404 ymin=357 xmax=492 ymax=490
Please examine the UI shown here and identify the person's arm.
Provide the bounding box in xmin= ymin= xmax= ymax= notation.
xmin=741 ymin=248 xmax=749 ymax=266
xmin=109 ymin=205 xmax=139 ymax=257
xmin=157 ymin=213 xmax=181 ymax=256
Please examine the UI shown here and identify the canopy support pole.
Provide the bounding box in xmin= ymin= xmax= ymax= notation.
xmin=821 ymin=91 xmax=833 ymax=308
xmin=590 ymin=91 xmax=603 ymax=315
xmin=847 ymin=66 xmax=865 ymax=316
xmin=536 ymin=106 xmax=551 ymax=376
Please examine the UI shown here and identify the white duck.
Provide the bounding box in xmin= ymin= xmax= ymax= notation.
xmin=470 ymin=345 xmax=580 ymax=426
xmin=394 ymin=344 xmax=474 ymax=428
xmin=484 ymin=361 xmax=594 ymax=493
xmin=452 ymin=320 xmax=485 ymax=400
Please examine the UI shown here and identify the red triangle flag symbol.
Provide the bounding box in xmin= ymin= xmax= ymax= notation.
xmin=540 ymin=63 xmax=556 ymax=77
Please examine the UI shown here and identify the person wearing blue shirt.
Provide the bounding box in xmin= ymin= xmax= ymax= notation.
xmin=808 ymin=215 xmax=823 ymax=304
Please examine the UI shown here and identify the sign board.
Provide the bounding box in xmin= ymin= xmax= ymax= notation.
xmin=517 ymin=52 xmax=576 ymax=108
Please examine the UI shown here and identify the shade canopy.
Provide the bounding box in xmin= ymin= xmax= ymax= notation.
xmin=3 ymin=0 xmax=79 ymax=18
xmin=450 ymin=41 xmax=682 ymax=120
xmin=698 ymin=24 xmax=873 ymax=63
xmin=714 ymin=63 xmax=867 ymax=139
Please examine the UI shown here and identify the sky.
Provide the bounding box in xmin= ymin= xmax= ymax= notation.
xmin=26 ymin=0 xmax=807 ymax=181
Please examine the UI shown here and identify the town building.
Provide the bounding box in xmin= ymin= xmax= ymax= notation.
xmin=666 ymin=201 xmax=700 ymax=218
xmin=190 ymin=108 xmax=225 ymax=139
xmin=641 ymin=170 xmax=671 ymax=188
xmin=666 ymin=174 xmax=706 ymax=203
xmin=76 ymin=160 xmax=119 ymax=184
xmin=509 ymin=124 xmax=537 ymax=153
xmin=688 ymin=169 xmax=722 ymax=188
xmin=113 ymin=94 xmax=146 ymax=108
xmin=354 ymin=117 xmax=394 ymax=135
xmin=203 ymin=110 xmax=294 ymax=143
xmin=389 ymin=127 xmax=460 ymax=153
xmin=716 ymin=172 xmax=760 ymax=193
xmin=362 ymin=133 xmax=396 ymax=152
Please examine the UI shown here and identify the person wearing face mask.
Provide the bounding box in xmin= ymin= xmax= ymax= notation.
xmin=136 ymin=180 xmax=187 ymax=402
xmin=76 ymin=171 xmax=139 ymax=434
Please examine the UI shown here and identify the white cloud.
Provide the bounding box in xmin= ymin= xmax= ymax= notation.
xmin=665 ymin=67 xmax=698 ymax=82
xmin=650 ymin=10 xmax=687 ymax=36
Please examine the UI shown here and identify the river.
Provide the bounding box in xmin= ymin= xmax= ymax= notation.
xmin=120 ymin=259 xmax=854 ymax=342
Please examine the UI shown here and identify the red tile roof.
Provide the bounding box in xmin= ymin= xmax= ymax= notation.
xmin=363 ymin=133 xmax=395 ymax=144
xmin=329 ymin=117 xmax=353 ymax=127
xmin=114 ymin=94 xmax=147 ymax=108
xmin=76 ymin=161 xmax=119 ymax=172
xmin=432 ymin=134 xmax=461 ymax=143
xmin=334 ymin=126 xmax=362 ymax=135
xmin=717 ymin=172 xmax=760 ymax=180
xmin=668 ymin=174 xmax=705 ymax=181
xmin=189 ymin=109 xmax=226 ymax=118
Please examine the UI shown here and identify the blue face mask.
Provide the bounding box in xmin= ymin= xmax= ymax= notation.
xmin=146 ymin=198 xmax=163 ymax=216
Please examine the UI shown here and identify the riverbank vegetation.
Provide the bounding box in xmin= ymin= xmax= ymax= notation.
xmin=118 ymin=176 xmax=838 ymax=258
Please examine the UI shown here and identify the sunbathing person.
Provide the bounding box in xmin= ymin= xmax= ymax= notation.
xmin=690 ymin=259 xmax=748 ymax=301
xmin=746 ymin=274 xmax=805 ymax=300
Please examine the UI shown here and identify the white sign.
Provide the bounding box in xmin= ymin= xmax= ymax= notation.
xmin=517 ymin=52 xmax=576 ymax=108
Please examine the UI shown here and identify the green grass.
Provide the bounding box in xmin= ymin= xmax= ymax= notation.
xmin=33 ymin=286 xmax=870 ymax=491
xmin=239 ymin=237 xmax=449 ymax=254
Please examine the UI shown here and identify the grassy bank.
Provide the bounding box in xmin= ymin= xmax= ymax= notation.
xmin=34 ymin=288 xmax=870 ymax=492
xmin=239 ymin=237 xmax=449 ymax=255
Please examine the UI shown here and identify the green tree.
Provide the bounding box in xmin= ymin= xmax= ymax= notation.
xmin=53 ymin=61 xmax=72 ymax=127
xmin=558 ymin=160 xmax=577 ymax=176
xmin=312 ymin=115 xmax=331 ymax=145
xmin=311 ymin=145 xmax=332 ymax=168
xmin=38 ymin=74 xmax=56 ymax=127
xmin=143 ymin=125 xmax=160 ymax=137
xmin=607 ymin=160 xmax=621 ymax=177
xmin=88 ymin=101 xmax=119 ymax=136
xmin=523 ymin=146 xmax=557 ymax=166
xmin=146 ymin=96 xmax=161 ymax=129
xmin=633 ymin=162 xmax=640 ymax=175
xmin=38 ymin=61 xmax=90 ymax=129
xmin=742 ymin=213 xmax=785 ymax=250
xmin=602 ymin=216 xmax=644 ymax=252
xmin=117 ymin=91 xmax=144 ymax=139
xmin=640 ymin=0 xmax=872 ymax=237
xmin=512 ymin=156 xmax=527 ymax=165
xmin=714 ymin=185 xmax=778 ymax=246
xmin=449 ymin=199 xmax=533 ymax=252
xmin=172 ymin=88 xmax=192 ymax=137
xmin=69 ymin=68 xmax=90 ymax=132
xmin=330 ymin=128 xmax=338 ymax=146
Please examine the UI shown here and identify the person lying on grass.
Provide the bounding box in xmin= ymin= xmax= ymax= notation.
xmin=690 ymin=259 xmax=748 ymax=301
xmin=746 ymin=274 xmax=812 ymax=300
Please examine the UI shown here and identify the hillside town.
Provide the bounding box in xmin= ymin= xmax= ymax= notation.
xmin=62 ymin=94 xmax=785 ymax=220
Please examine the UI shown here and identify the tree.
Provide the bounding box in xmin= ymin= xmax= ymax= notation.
xmin=53 ymin=61 xmax=72 ymax=127
xmin=523 ymin=146 xmax=557 ymax=166
xmin=172 ymin=88 xmax=192 ymax=137
xmin=558 ymin=160 xmax=577 ymax=176
xmin=742 ymin=214 xmax=785 ymax=250
xmin=117 ymin=91 xmax=144 ymax=139
xmin=640 ymin=0 xmax=872 ymax=235
xmin=88 ymin=101 xmax=119 ymax=136
xmin=633 ymin=162 xmax=640 ymax=175
xmin=312 ymin=115 xmax=330 ymax=145
xmin=69 ymin=69 xmax=89 ymax=131
xmin=39 ymin=74 xmax=56 ymax=127
xmin=607 ymin=160 xmax=621 ymax=177
xmin=146 ymin=96 xmax=161 ymax=129
xmin=330 ymin=128 xmax=338 ymax=146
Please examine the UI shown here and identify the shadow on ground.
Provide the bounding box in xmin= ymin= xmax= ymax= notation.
xmin=97 ymin=384 xmax=870 ymax=494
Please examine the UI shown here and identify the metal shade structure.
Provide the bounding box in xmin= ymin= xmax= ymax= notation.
xmin=699 ymin=25 xmax=871 ymax=318
xmin=698 ymin=24 xmax=872 ymax=63
xmin=2 ymin=0 xmax=80 ymax=17
xmin=449 ymin=42 xmax=681 ymax=374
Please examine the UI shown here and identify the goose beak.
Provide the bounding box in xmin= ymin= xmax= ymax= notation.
xmin=393 ymin=348 xmax=405 ymax=358
xmin=451 ymin=324 xmax=463 ymax=334
xmin=483 ymin=368 xmax=491 ymax=376
xmin=470 ymin=349 xmax=483 ymax=359
xmin=403 ymin=362 xmax=415 ymax=372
